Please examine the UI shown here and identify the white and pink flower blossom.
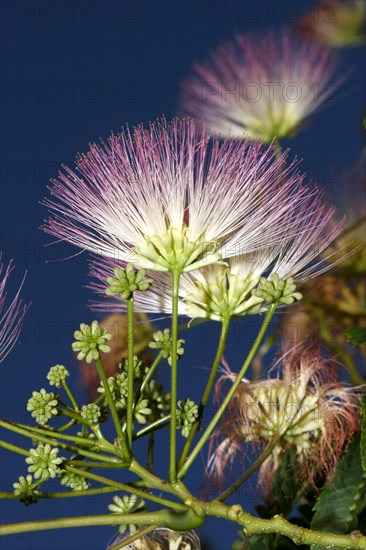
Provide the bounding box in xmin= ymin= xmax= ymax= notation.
xmin=180 ymin=31 xmax=340 ymax=142
xmin=43 ymin=117 xmax=310 ymax=273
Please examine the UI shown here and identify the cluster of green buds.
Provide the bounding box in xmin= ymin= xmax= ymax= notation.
xmin=46 ymin=364 xmax=69 ymax=388
xmin=13 ymin=475 xmax=42 ymax=505
xmin=143 ymin=380 xmax=170 ymax=418
xmin=27 ymin=389 xmax=59 ymax=425
xmin=81 ymin=403 xmax=101 ymax=426
xmin=149 ymin=328 xmax=185 ymax=366
xmin=72 ymin=320 xmax=112 ymax=363
xmin=178 ymin=399 xmax=199 ymax=438
xmin=60 ymin=471 xmax=90 ymax=491
xmin=252 ymin=274 xmax=303 ymax=305
xmin=25 ymin=444 xmax=63 ymax=481
xmin=119 ymin=355 xmax=149 ymax=381
xmin=106 ymin=264 xmax=154 ymax=300
xmin=108 ymin=494 xmax=145 ymax=534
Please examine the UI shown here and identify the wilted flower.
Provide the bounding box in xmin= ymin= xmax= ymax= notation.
xmin=208 ymin=349 xmax=361 ymax=490
xmin=296 ymin=0 xmax=366 ymax=48
xmin=43 ymin=117 xmax=314 ymax=273
xmin=180 ymin=30 xmax=339 ymax=142
xmin=0 ymin=256 xmax=27 ymax=363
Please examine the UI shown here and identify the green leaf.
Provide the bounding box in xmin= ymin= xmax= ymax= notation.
xmin=361 ymin=397 xmax=366 ymax=471
xmin=310 ymin=435 xmax=366 ymax=550
xmin=347 ymin=328 xmax=366 ymax=346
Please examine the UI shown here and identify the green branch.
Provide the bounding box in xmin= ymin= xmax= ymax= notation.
xmin=169 ymin=269 xmax=181 ymax=483
xmin=126 ymin=296 xmax=135 ymax=450
xmin=207 ymin=501 xmax=366 ymax=549
xmin=177 ymin=316 xmax=230 ymax=471
xmin=217 ymin=439 xmax=279 ymax=502
xmin=95 ymin=357 xmax=131 ymax=462
xmin=178 ymin=304 xmax=277 ymax=479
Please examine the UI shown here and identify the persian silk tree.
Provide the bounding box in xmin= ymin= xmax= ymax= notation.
xmin=180 ymin=30 xmax=340 ymax=143
xmin=1 ymin=119 xmax=365 ymax=550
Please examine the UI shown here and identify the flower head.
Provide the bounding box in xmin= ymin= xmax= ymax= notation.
xmin=0 ymin=256 xmax=27 ymax=363
xmin=44 ymin=118 xmax=312 ymax=273
xmin=72 ymin=320 xmax=112 ymax=363
xmin=47 ymin=364 xmax=69 ymax=388
xmin=13 ymin=475 xmax=41 ymax=505
xmin=26 ymin=443 xmax=63 ymax=480
xmin=90 ymin=186 xmax=345 ymax=322
xmin=80 ymin=403 xmax=101 ymax=426
xmin=27 ymin=388 xmax=59 ymax=425
xmin=60 ymin=471 xmax=90 ymax=491
xmin=180 ymin=30 xmax=340 ymax=142
xmin=208 ymin=349 xmax=361 ymax=489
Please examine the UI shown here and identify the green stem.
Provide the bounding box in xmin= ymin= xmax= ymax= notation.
xmin=169 ymin=269 xmax=181 ymax=483
xmin=0 ymin=440 xmax=29 ymax=457
xmin=147 ymin=432 xmax=154 ymax=472
xmin=0 ymin=507 xmax=204 ymax=536
xmin=206 ymin=501 xmax=366 ymax=549
xmin=177 ymin=317 xmax=230 ymax=471
xmin=65 ymin=460 xmax=128 ymax=469
xmin=0 ymin=420 xmax=118 ymax=463
xmin=127 ymin=296 xmax=135 ymax=451
xmin=62 ymin=380 xmax=79 ymax=410
xmin=64 ymin=465 xmax=187 ymax=512
xmin=96 ymin=357 xmax=131 ymax=462
xmin=217 ymin=439 xmax=279 ymax=502
xmin=9 ymin=421 xmax=107 ymax=449
xmin=178 ymin=304 xmax=277 ymax=479
xmin=134 ymin=415 xmax=171 ymax=439
xmin=139 ymin=350 xmax=164 ymax=394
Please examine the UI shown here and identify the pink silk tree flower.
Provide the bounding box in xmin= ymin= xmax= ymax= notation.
xmin=43 ymin=117 xmax=310 ymax=274
xmin=207 ymin=349 xmax=362 ymax=492
xmin=0 ymin=256 xmax=27 ymax=363
xmin=180 ymin=31 xmax=340 ymax=142
xmin=89 ymin=187 xmax=345 ymax=322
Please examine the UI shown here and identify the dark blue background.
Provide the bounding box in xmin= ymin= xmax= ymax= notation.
xmin=0 ymin=1 xmax=365 ymax=549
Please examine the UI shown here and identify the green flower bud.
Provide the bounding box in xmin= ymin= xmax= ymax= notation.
xmin=149 ymin=328 xmax=185 ymax=366
xmin=47 ymin=364 xmax=69 ymax=388
xmin=13 ymin=475 xmax=41 ymax=505
xmin=72 ymin=320 xmax=112 ymax=363
xmin=26 ymin=444 xmax=63 ymax=481
xmin=134 ymin=399 xmax=152 ymax=424
xmin=178 ymin=398 xmax=199 ymax=438
xmin=252 ymin=274 xmax=303 ymax=306
xmin=27 ymin=389 xmax=58 ymax=425
xmin=106 ymin=264 xmax=154 ymax=300
xmin=81 ymin=403 xmax=101 ymax=426
xmin=60 ymin=471 xmax=90 ymax=491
